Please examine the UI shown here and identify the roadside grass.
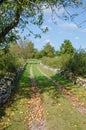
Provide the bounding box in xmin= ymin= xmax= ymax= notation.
xmin=32 ymin=64 xmax=86 ymax=130
xmin=0 ymin=64 xmax=31 ymax=130
xmin=28 ymin=59 xmax=41 ymax=64
xmin=38 ymin=64 xmax=86 ymax=105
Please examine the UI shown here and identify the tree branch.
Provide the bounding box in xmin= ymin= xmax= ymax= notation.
xmin=0 ymin=8 xmax=21 ymax=43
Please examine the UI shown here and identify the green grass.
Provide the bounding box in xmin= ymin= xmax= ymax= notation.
xmin=1 ymin=62 xmax=86 ymax=130
xmin=32 ymin=64 xmax=86 ymax=130
xmin=38 ymin=64 xmax=86 ymax=105
xmin=0 ymin=64 xmax=31 ymax=130
xmin=27 ymin=59 xmax=41 ymax=64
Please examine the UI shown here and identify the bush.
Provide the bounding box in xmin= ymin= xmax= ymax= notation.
xmin=42 ymin=49 xmax=86 ymax=78
xmin=0 ymin=44 xmax=26 ymax=74
xmin=42 ymin=54 xmax=72 ymax=70
xmin=67 ymin=49 xmax=86 ymax=77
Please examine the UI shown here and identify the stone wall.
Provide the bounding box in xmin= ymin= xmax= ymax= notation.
xmin=0 ymin=62 xmax=27 ymax=106
xmin=76 ymin=77 xmax=86 ymax=89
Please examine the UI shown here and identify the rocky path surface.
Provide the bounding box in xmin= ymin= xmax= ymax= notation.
xmin=27 ymin=65 xmax=47 ymax=130
xmin=37 ymin=66 xmax=86 ymax=114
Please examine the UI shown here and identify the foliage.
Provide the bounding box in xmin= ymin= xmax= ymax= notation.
xmin=34 ymin=50 xmax=43 ymax=59
xmin=58 ymin=40 xmax=75 ymax=55
xmin=0 ymin=48 xmax=5 ymax=71
xmin=66 ymin=49 xmax=86 ymax=77
xmin=19 ymin=40 xmax=39 ymax=59
xmin=0 ymin=43 xmax=25 ymax=73
xmin=42 ymin=40 xmax=86 ymax=78
xmin=26 ymin=41 xmax=35 ymax=58
xmin=42 ymin=54 xmax=71 ymax=69
xmin=42 ymin=57 xmax=58 ymax=68
xmin=42 ymin=42 xmax=55 ymax=57
xmin=0 ymin=0 xmax=83 ymax=47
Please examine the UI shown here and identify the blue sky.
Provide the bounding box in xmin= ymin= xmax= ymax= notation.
xmin=20 ymin=1 xmax=86 ymax=50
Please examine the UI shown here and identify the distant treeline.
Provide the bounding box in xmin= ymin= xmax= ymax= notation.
xmin=0 ymin=40 xmax=86 ymax=78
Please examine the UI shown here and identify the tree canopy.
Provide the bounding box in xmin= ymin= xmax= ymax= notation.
xmin=42 ymin=42 xmax=55 ymax=57
xmin=0 ymin=0 xmax=84 ymax=47
xmin=60 ymin=40 xmax=75 ymax=54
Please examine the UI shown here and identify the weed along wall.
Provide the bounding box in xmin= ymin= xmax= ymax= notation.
xmin=0 ymin=63 xmax=27 ymax=106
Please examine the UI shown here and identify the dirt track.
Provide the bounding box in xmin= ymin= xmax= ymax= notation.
xmin=27 ymin=65 xmax=47 ymax=130
xmin=37 ymin=66 xmax=86 ymax=115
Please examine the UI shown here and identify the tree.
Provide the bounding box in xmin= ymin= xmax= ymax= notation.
xmin=34 ymin=50 xmax=42 ymax=59
xmin=0 ymin=42 xmax=26 ymax=73
xmin=42 ymin=42 xmax=55 ymax=57
xmin=27 ymin=41 xmax=35 ymax=58
xmin=60 ymin=40 xmax=75 ymax=54
xmin=0 ymin=0 xmax=83 ymax=47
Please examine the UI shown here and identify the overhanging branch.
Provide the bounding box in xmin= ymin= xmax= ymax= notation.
xmin=0 ymin=8 xmax=21 ymax=43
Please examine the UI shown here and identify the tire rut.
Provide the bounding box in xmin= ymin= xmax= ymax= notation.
xmin=26 ymin=65 xmax=47 ymax=130
xmin=37 ymin=66 xmax=86 ymax=115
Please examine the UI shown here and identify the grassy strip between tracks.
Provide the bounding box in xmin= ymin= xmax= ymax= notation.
xmin=32 ymin=64 xmax=86 ymax=130
xmin=0 ymin=64 xmax=31 ymax=130
xmin=38 ymin=64 xmax=86 ymax=106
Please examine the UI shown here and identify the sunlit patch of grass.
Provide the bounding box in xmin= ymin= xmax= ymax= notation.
xmin=38 ymin=64 xmax=86 ymax=105
xmin=1 ymin=62 xmax=86 ymax=130
xmin=0 ymin=64 xmax=31 ymax=130
xmin=32 ymin=64 xmax=86 ymax=130
xmin=28 ymin=59 xmax=41 ymax=64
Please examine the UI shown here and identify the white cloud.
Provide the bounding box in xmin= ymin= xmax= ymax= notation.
xmin=43 ymin=5 xmax=66 ymax=15
xmin=81 ymin=28 xmax=86 ymax=32
xmin=47 ymin=15 xmax=78 ymax=31
xmin=75 ymin=36 xmax=79 ymax=40
xmin=43 ymin=5 xmax=78 ymax=31
xmin=42 ymin=5 xmax=51 ymax=14
xmin=45 ymin=39 xmax=50 ymax=43
xmin=56 ymin=6 xmax=66 ymax=15
xmin=59 ymin=22 xmax=78 ymax=30
xmin=45 ymin=39 xmax=55 ymax=47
